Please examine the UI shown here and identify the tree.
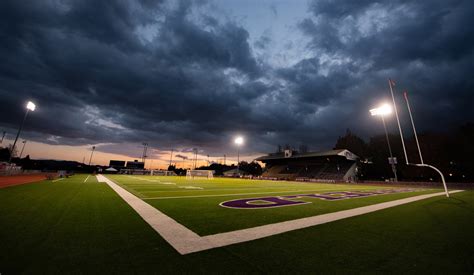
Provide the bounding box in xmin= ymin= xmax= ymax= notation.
xmin=238 ymin=161 xmax=263 ymax=176
xmin=334 ymin=129 xmax=368 ymax=158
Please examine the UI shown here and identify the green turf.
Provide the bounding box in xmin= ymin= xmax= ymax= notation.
xmin=0 ymin=174 xmax=472 ymax=273
xmin=107 ymin=175 xmax=441 ymax=235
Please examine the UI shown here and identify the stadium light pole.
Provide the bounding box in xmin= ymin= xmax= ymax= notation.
xmin=234 ymin=136 xmax=244 ymax=173
xmin=370 ymin=103 xmax=398 ymax=182
xmin=9 ymin=101 xmax=36 ymax=163
xmin=19 ymin=140 xmax=27 ymax=159
xmin=169 ymin=149 xmax=174 ymax=167
xmin=142 ymin=142 xmax=148 ymax=166
xmin=88 ymin=146 xmax=96 ymax=166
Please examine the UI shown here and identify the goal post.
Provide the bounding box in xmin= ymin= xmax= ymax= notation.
xmin=186 ymin=170 xmax=214 ymax=179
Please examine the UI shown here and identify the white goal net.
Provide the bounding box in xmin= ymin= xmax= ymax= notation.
xmin=186 ymin=170 xmax=214 ymax=179
xmin=150 ymin=170 xmax=176 ymax=176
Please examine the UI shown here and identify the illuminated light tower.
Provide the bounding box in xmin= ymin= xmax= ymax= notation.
xmin=9 ymin=101 xmax=36 ymax=163
xmin=234 ymin=136 xmax=244 ymax=173
xmin=142 ymin=142 xmax=148 ymax=167
xmin=19 ymin=140 xmax=27 ymax=159
xmin=370 ymin=103 xmax=398 ymax=182
xmin=88 ymin=146 xmax=96 ymax=166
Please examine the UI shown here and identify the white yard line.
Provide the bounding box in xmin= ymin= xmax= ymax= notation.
xmin=144 ymin=190 xmax=305 ymax=200
xmin=97 ymin=174 xmax=462 ymax=255
xmin=142 ymin=187 xmax=404 ymax=200
xmin=84 ymin=175 xmax=90 ymax=183
xmin=52 ymin=178 xmax=64 ymax=182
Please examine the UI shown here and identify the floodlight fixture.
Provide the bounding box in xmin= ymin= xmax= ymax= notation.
xmin=370 ymin=103 xmax=392 ymax=116
xmin=234 ymin=136 xmax=244 ymax=146
xmin=26 ymin=101 xmax=36 ymax=111
xmin=234 ymin=136 xmax=244 ymax=173
xmin=370 ymin=102 xmax=397 ymax=181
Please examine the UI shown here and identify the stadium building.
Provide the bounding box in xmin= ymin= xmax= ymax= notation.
xmin=109 ymin=160 xmax=126 ymax=170
xmin=256 ymin=149 xmax=359 ymax=182
xmin=126 ymin=160 xmax=145 ymax=169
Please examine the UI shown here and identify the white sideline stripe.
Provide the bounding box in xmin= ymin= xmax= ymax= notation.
xmin=52 ymin=178 xmax=64 ymax=182
xmin=97 ymin=174 xmax=214 ymax=254
xmin=84 ymin=175 xmax=90 ymax=183
xmin=96 ymin=174 xmax=462 ymax=255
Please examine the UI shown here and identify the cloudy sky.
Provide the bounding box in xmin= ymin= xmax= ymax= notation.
xmin=0 ymin=0 xmax=473 ymax=168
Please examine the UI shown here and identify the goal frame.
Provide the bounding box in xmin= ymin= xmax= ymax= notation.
xmin=186 ymin=170 xmax=214 ymax=180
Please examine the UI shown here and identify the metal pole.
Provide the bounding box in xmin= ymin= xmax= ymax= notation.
xmin=388 ymin=79 xmax=409 ymax=164
xmin=141 ymin=143 xmax=148 ymax=165
xmin=404 ymin=91 xmax=424 ymax=164
xmin=19 ymin=140 xmax=27 ymax=159
xmin=381 ymin=116 xmax=398 ymax=182
xmin=88 ymin=146 xmax=95 ymax=166
xmin=415 ymin=164 xmax=449 ymax=197
xmin=401 ymin=91 xmax=449 ymax=197
xmin=9 ymin=109 xmax=29 ymax=163
xmin=1 ymin=131 xmax=5 ymax=144
xmin=193 ymin=148 xmax=197 ymax=169
xmin=224 ymin=154 xmax=226 ymax=165
xmin=169 ymin=149 xmax=174 ymax=167
xmin=237 ymin=148 xmax=240 ymax=170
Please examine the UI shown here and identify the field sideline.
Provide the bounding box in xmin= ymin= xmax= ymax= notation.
xmin=0 ymin=174 xmax=472 ymax=273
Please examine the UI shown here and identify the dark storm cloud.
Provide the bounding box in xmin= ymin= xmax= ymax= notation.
xmin=0 ymin=0 xmax=473 ymax=157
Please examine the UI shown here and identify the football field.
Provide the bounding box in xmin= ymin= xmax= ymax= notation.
xmin=0 ymin=174 xmax=472 ymax=273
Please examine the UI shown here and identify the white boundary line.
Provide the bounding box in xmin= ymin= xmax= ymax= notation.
xmin=52 ymin=178 xmax=64 ymax=182
xmin=84 ymin=175 xmax=90 ymax=183
xmin=96 ymin=174 xmax=463 ymax=255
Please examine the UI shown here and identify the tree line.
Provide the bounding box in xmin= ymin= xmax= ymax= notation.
xmin=334 ymin=123 xmax=474 ymax=182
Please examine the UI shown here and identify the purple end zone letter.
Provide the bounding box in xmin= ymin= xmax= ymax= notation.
xmin=221 ymin=196 xmax=308 ymax=209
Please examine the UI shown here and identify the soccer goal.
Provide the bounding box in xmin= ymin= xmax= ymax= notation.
xmin=150 ymin=170 xmax=177 ymax=176
xmin=186 ymin=170 xmax=214 ymax=179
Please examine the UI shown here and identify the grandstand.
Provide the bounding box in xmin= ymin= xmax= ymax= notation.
xmin=256 ymin=149 xmax=358 ymax=182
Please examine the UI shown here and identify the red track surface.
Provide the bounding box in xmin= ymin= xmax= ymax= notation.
xmin=0 ymin=174 xmax=47 ymax=188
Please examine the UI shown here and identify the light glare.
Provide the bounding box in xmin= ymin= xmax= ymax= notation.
xmin=26 ymin=101 xmax=36 ymax=111
xmin=234 ymin=136 xmax=244 ymax=145
xmin=370 ymin=103 xmax=392 ymax=116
